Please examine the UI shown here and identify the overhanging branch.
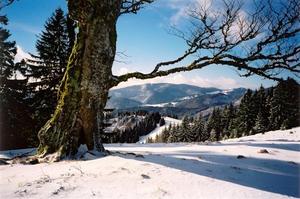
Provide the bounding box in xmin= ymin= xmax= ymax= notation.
xmin=0 ymin=0 xmax=16 ymax=10
xmin=120 ymin=0 xmax=153 ymax=15
xmin=114 ymin=0 xmax=300 ymax=86
xmin=116 ymin=57 xmax=214 ymax=85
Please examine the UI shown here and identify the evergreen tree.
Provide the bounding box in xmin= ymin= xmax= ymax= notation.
xmin=253 ymin=86 xmax=269 ymax=133
xmin=155 ymin=134 xmax=161 ymax=143
xmin=161 ymin=127 xmax=170 ymax=143
xmin=254 ymin=111 xmax=268 ymax=133
xmin=159 ymin=118 xmax=165 ymax=126
xmin=192 ymin=115 xmax=205 ymax=141
xmin=209 ymin=129 xmax=217 ymax=142
xmin=25 ymin=8 xmax=75 ymax=130
xmin=228 ymin=120 xmax=238 ymax=138
xmin=0 ymin=15 xmax=34 ymax=149
xmin=206 ymin=108 xmax=222 ymax=140
xmin=269 ymin=78 xmax=300 ymax=130
xmin=147 ymin=137 xmax=153 ymax=143
xmin=168 ymin=124 xmax=179 ymax=143
xmin=265 ymin=86 xmax=274 ymax=129
xmin=235 ymin=89 xmax=256 ymax=136
xmin=177 ymin=116 xmax=194 ymax=142
xmin=221 ymin=103 xmax=236 ymax=137
xmin=0 ymin=16 xmax=16 ymax=81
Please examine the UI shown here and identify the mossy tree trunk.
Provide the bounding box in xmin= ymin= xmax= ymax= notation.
xmin=37 ymin=0 xmax=121 ymax=158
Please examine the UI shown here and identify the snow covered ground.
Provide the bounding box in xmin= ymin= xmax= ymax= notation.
xmin=138 ymin=117 xmax=182 ymax=144
xmin=0 ymin=127 xmax=299 ymax=199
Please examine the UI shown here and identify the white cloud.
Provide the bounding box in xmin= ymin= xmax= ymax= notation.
xmin=14 ymin=45 xmax=31 ymax=63
xmin=164 ymin=0 xmax=213 ymax=25
xmin=10 ymin=22 xmax=40 ymax=35
xmin=170 ymin=5 xmax=189 ymax=25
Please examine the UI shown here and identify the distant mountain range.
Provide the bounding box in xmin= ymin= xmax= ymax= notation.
xmin=106 ymin=83 xmax=247 ymax=116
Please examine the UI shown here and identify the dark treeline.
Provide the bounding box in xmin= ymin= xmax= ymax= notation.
xmin=102 ymin=112 xmax=163 ymax=143
xmin=0 ymin=9 xmax=75 ymax=150
xmin=151 ymin=79 xmax=300 ymax=143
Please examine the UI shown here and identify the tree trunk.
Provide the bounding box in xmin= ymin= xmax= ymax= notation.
xmin=37 ymin=0 xmax=121 ymax=158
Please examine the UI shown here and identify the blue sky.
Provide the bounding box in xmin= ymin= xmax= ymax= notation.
xmin=2 ymin=0 xmax=295 ymax=89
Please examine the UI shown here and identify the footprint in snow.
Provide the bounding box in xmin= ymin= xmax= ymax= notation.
xmin=231 ymin=166 xmax=241 ymax=170
xmin=52 ymin=185 xmax=76 ymax=196
xmin=120 ymin=167 xmax=131 ymax=174
xmin=110 ymin=170 xmax=119 ymax=175
xmin=135 ymin=154 xmax=144 ymax=158
xmin=157 ymin=188 xmax=168 ymax=196
xmin=258 ymin=149 xmax=269 ymax=154
xmin=237 ymin=155 xmax=246 ymax=159
xmin=52 ymin=186 xmax=65 ymax=195
xmin=287 ymin=161 xmax=298 ymax=165
xmin=231 ymin=166 xmax=242 ymax=174
xmin=15 ymin=189 xmax=29 ymax=197
xmin=141 ymin=174 xmax=151 ymax=179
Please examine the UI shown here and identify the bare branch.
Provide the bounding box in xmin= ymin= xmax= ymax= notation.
xmin=0 ymin=0 xmax=16 ymax=10
xmin=120 ymin=0 xmax=153 ymax=15
xmin=116 ymin=56 xmax=214 ymax=83
xmin=115 ymin=0 xmax=300 ymax=85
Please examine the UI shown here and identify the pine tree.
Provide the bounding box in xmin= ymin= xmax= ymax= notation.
xmin=177 ymin=116 xmax=194 ymax=142
xmin=155 ymin=134 xmax=161 ymax=143
xmin=235 ymin=89 xmax=256 ymax=136
xmin=221 ymin=103 xmax=236 ymax=137
xmin=254 ymin=111 xmax=268 ymax=133
xmin=159 ymin=117 xmax=165 ymax=126
xmin=192 ymin=115 xmax=205 ymax=141
xmin=253 ymin=86 xmax=269 ymax=133
xmin=166 ymin=124 xmax=174 ymax=143
xmin=206 ymin=108 xmax=222 ymax=140
xmin=25 ymin=8 xmax=75 ymax=130
xmin=161 ymin=126 xmax=170 ymax=143
xmin=269 ymin=78 xmax=300 ymax=130
xmin=0 ymin=15 xmax=34 ymax=149
xmin=147 ymin=137 xmax=153 ymax=143
xmin=209 ymin=129 xmax=217 ymax=142
xmin=0 ymin=16 xmax=16 ymax=81
xmin=265 ymin=86 xmax=273 ymax=129
xmin=168 ymin=124 xmax=180 ymax=143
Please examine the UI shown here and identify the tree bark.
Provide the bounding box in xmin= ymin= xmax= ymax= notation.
xmin=37 ymin=0 xmax=121 ymax=158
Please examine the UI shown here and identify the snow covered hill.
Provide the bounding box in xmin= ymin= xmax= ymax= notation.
xmin=106 ymin=84 xmax=246 ymax=116
xmin=138 ymin=117 xmax=182 ymax=144
xmin=0 ymin=127 xmax=299 ymax=199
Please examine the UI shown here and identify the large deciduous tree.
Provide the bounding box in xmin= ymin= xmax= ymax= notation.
xmin=5 ymin=0 xmax=300 ymax=161
xmin=37 ymin=0 xmax=155 ymax=158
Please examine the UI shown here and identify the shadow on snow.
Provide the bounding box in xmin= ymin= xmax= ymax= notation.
xmin=111 ymin=144 xmax=300 ymax=197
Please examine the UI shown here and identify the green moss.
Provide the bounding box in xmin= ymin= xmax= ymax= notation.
xmin=37 ymin=14 xmax=119 ymax=159
xmin=37 ymin=30 xmax=84 ymax=157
